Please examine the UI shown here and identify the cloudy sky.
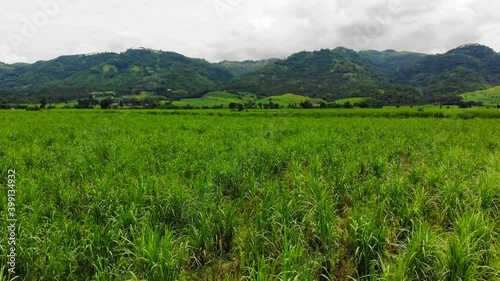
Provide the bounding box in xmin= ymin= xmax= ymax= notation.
xmin=0 ymin=0 xmax=499 ymax=63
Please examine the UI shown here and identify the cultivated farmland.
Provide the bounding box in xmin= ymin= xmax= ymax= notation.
xmin=0 ymin=110 xmax=499 ymax=280
xmin=461 ymin=86 xmax=500 ymax=106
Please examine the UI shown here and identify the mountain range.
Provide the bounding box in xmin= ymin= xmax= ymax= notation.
xmin=0 ymin=43 xmax=499 ymax=105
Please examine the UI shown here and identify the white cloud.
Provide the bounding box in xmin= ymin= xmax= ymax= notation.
xmin=0 ymin=0 xmax=498 ymax=63
xmin=0 ymin=45 xmax=28 ymax=63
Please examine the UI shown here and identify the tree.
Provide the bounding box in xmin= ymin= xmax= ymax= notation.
xmin=356 ymin=102 xmax=369 ymax=108
xmin=371 ymin=101 xmax=384 ymax=108
xmin=245 ymin=101 xmax=256 ymax=109
xmin=88 ymin=95 xmax=96 ymax=105
xmin=300 ymin=100 xmax=314 ymax=109
xmin=40 ymin=97 xmax=47 ymax=109
xmin=100 ymin=99 xmax=111 ymax=109
xmin=0 ymin=97 xmax=7 ymax=109
xmin=238 ymin=104 xmax=245 ymax=112
xmin=343 ymin=102 xmax=353 ymax=109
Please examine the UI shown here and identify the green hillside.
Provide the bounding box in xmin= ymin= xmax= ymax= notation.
xmin=460 ymin=86 xmax=500 ymax=106
xmin=217 ymin=59 xmax=277 ymax=76
xmin=334 ymin=97 xmax=374 ymax=105
xmin=399 ymin=44 xmax=500 ymax=96
xmin=0 ymin=49 xmax=234 ymax=104
xmin=225 ymin=47 xmax=387 ymax=101
xmin=172 ymin=92 xmax=322 ymax=107
xmin=1 ymin=44 xmax=500 ymax=106
xmin=173 ymin=91 xmax=255 ymax=107
xmin=226 ymin=44 xmax=499 ymax=104
xmin=257 ymin=93 xmax=324 ymax=106
xmin=359 ymin=49 xmax=426 ymax=76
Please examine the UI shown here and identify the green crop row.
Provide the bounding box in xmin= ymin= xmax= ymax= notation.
xmin=0 ymin=111 xmax=498 ymax=280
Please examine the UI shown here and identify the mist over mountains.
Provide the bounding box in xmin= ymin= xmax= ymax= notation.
xmin=0 ymin=43 xmax=498 ymax=104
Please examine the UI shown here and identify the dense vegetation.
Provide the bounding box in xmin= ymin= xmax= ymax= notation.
xmin=0 ymin=49 xmax=234 ymax=104
xmin=358 ymin=50 xmax=426 ymax=76
xmin=1 ymin=110 xmax=499 ymax=280
xmin=460 ymin=86 xmax=500 ymax=106
xmin=224 ymin=48 xmax=387 ymax=102
xmin=0 ymin=44 xmax=499 ymax=106
xmin=216 ymin=59 xmax=279 ymax=76
xmin=398 ymin=44 xmax=500 ymax=97
xmin=226 ymin=44 xmax=499 ymax=105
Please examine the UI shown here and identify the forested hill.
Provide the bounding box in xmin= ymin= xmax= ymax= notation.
xmin=224 ymin=47 xmax=389 ymax=101
xmin=225 ymin=44 xmax=500 ymax=103
xmin=0 ymin=49 xmax=234 ymax=103
xmin=358 ymin=49 xmax=427 ymax=76
xmin=216 ymin=59 xmax=279 ymax=76
xmin=0 ymin=44 xmax=499 ymax=104
xmin=396 ymin=44 xmax=500 ymax=96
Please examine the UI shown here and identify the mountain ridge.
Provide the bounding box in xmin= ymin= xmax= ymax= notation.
xmin=0 ymin=44 xmax=499 ymax=105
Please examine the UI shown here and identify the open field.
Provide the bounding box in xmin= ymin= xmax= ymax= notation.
xmin=256 ymin=94 xmax=324 ymax=106
xmin=0 ymin=110 xmax=499 ymax=280
xmin=91 ymin=106 xmax=500 ymax=119
xmin=461 ymin=86 xmax=500 ymax=106
xmin=333 ymin=97 xmax=373 ymax=105
xmin=173 ymin=92 xmax=256 ymax=107
xmin=172 ymin=92 xmax=324 ymax=107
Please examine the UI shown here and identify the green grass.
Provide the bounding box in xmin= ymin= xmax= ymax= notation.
xmin=174 ymin=92 xmax=317 ymax=107
xmin=173 ymin=91 xmax=255 ymax=107
xmin=125 ymin=92 xmax=168 ymax=102
xmin=90 ymin=91 xmax=116 ymax=96
xmin=207 ymin=91 xmax=255 ymax=100
xmin=0 ymin=110 xmax=499 ymax=280
xmin=102 ymin=65 xmax=118 ymax=73
xmin=257 ymin=93 xmax=324 ymax=106
xmin=334 ymin=97 xmax=373 ymax=105
xmin=461 ymin=86 xmax=500 ymax=106
xmin=173 ymin=98 xmax=229 ymax=107
xmin=119 ymin=106 xmax=500 ymax=119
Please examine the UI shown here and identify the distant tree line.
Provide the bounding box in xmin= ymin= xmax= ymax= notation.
xmin=3 ymin=93 xmax=500 ymax=111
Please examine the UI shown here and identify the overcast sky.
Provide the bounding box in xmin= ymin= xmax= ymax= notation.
xmin=0 ymin=0 xmax=499 ymax=63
